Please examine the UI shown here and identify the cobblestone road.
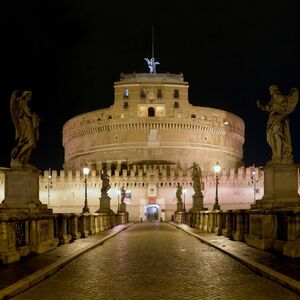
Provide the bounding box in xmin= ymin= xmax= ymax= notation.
xmin=14 ymin=222 xmax=298 ymax=300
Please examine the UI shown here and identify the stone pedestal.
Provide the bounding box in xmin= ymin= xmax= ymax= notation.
xmin=189 ymin=194 xmax=204 ymax=212
xmin=2 ymin=167 xmax=41 ymax=206
xmin=175 ymin=201 xmax=184 ymax=213
xmin=247 ymin=164 xmax=300 ymax=256
xmin=96 ymin=196 xmax=114 ymax=213
xmin=0 ymin=168 xmax=58 ymax=264
xmin=252 ymin=164 xmax=300 ymax=209
xmin=119 ymin=202 xmax=127 ymax=213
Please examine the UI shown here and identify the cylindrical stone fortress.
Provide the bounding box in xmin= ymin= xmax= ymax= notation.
xmin=63 ymin=73 xmax=244 ymax=172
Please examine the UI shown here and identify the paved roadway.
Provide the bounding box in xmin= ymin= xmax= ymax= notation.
xmin=14 ymin=222 xmax=298 ymax=300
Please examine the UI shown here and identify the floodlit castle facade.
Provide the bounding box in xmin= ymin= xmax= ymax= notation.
xmin=63 ymin=73 xmax=244 ymax=172
xmin=2 ymin=72 xmax=283 ymax=220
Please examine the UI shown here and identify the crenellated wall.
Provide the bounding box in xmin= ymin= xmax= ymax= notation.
xmin=1 ymin=165 xmax=288 ymax=221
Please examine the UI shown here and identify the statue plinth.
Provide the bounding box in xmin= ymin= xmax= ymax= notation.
xmin=96 ymin=195 xmax=114 ymax=213
xmin=1 ymin=167 xmax=44 ymax=209
xmin=0 ymin=167 xmax=57 ymax=264
xmin=189 ymin=193 xmax=205 ymax=212
xmin=252 ymin=163 xmax=300 ymax=209
xmin=176 ymin=201 xmax=184 ymax=213
xmin=119 ymin=202 xmax=127 ymax=213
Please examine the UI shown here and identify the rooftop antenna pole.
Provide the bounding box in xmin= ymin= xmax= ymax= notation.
xmin=144 ymin=25 xmax=160 ymax=73
xmin=152 ymin=25 xmax=154 ymax=59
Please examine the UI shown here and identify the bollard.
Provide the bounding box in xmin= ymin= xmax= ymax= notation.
xmin=140 ymin=218 xmax=143 ymax=222
xmin=160 ymin=217 xmax=163 ymax=222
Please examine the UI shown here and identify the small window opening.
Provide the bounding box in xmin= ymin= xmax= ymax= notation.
xmin=157 ymin=89 xmax=162 ymax=98
xmin=141 ymin=88 xmax=146 ymax=98
xmin=123 ymin=89 xmax=129 ymax=98
xmin=148 ymin=107 xmax=155 ymax=117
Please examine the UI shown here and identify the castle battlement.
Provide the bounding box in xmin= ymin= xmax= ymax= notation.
xmin=0 ymin=166 xmax=266 ymax=191
xmin=13 ymin=165 xmax=264 ymax=188
xmin=0 ymin=166 xmax=299 ymax=218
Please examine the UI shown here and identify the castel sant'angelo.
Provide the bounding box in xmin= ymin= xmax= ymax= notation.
xmin=0 ymin=61 xmax=267 ymax=220
xmin=63 ymin=71 xmax=244 ymax=172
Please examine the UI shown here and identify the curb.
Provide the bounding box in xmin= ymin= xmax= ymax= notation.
xmin=0 ymin=223 xmax=134 ymax=300
xmin=169 ymin=222 xmax=300 ymax=295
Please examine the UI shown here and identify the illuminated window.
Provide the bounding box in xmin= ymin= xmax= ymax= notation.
xmin=148 ymin=107 xmax=155 ymax=117
xmin=123 ymin=89 xmax=129 ymax=98
xmin=141 ymin=88 xmax=146 ymax=98
xmin=174 ymin=89 xmax=179 ymax=98
xmin=157 ymin=89 xmax=162 ymax=98
xmin=174 ymin=102 xmax=179 ymax=108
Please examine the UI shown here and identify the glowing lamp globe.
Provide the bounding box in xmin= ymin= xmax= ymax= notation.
xmin=213 ymin=162 xmax=221 ymax=174
xmin=83 ymin=167 xmax=90 ymax=175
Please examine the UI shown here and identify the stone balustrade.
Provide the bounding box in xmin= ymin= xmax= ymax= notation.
xmin=174 ymin=209 xmax=300 ymax=257
xmin=0 ymin=212 xmax=128 ymax=264
xmin=52 ymin=212 xmax=128 ymax=244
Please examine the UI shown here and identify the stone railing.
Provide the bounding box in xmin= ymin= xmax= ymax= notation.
xmin=53 ymin=212 xmax=129 ymax=244
xmin=174 ymin=209 xmax=299 ymax=258
xmin=0 ymin=212 xmax=128 ymax=264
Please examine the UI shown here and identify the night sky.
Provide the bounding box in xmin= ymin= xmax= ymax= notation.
xmin=1 ymin=1 xmax=300 ymax=170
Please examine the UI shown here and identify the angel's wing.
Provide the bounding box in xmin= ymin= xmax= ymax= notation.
xmin=10 ymin=91 xmax=21 ymax=139
xmin=144 ymin=58 xmax=150 ymax=64
xmin=286 ymin=87 xmax=299 ymax=114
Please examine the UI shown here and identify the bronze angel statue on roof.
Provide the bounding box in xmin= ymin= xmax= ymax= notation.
xmin=257 ymin=85 xmax=298 ymax=164
xmin=144 ymin=57 xmax=160 ymax=74
xmin=10 ymin=90 xmax=40 ymax=168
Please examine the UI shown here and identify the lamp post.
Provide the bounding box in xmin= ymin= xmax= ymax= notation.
xmin=213 ymin=162 xmax=221 ymax=210
xmin=251 ymin=164 xmax=258 ymax=203
xmin=82 ymin=167 xmax=90 ymax=213
xmin=45 ymin=168 xmax=52 ymax=206
xmin=117 ymin=189 xmax=120 ymax=213
xmin=183 ymin=188 xmax=186 ymax=212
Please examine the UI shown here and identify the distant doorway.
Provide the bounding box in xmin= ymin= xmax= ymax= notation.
xmin=146 ymin=206 xmax=158 ymax=221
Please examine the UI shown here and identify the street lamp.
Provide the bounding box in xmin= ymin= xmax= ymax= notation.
xmin=45 ymin=168 xmax=52 ymax=206
xmin=213 ymin=162 xmax=221 ymax=210
xmin=117 ymin=189 xmax=120 ymax=212
xmin=183 ymin=188 xmax=186 ymax=212
xmin=82 ymin=167 xmax=90 ymax=213
xmin=251 ymin=164 xmax=259 ymax=203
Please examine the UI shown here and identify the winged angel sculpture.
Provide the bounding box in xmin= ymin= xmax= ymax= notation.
xmin=144 ymin=57 xmax=159 ymax=73
xmin=10 ymin=90 xmax=40 ymax=168
xmin=257 ymin=85 xmax=298 ymax=164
